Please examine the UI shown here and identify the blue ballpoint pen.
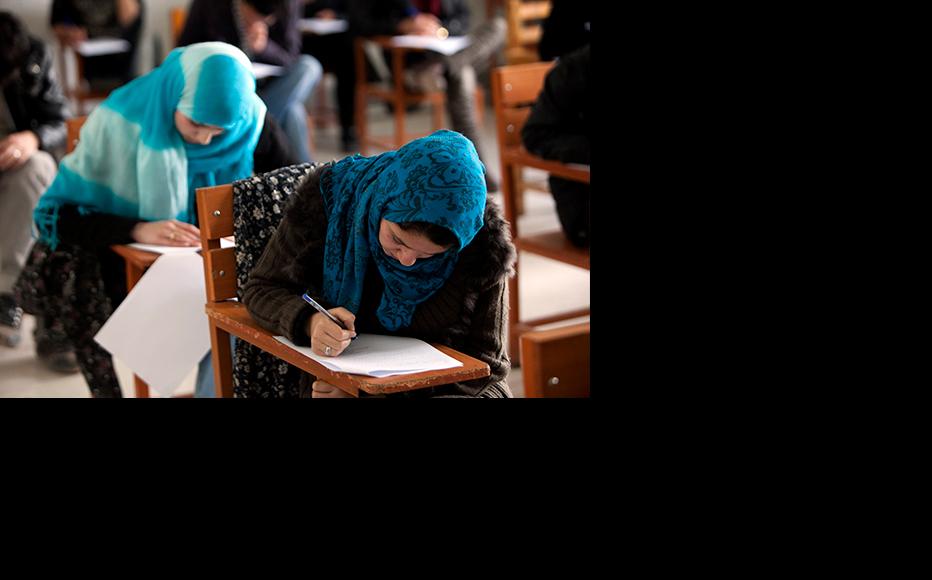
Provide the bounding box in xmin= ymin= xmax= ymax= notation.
xmin=302 ymin=292 xmax=356 ymax=339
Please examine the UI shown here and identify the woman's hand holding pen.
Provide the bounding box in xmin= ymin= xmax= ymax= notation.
xmin=131 ymin=219 xmax=200 ymax=246
xmin=309 ymin=307 xmax=356 ymax=357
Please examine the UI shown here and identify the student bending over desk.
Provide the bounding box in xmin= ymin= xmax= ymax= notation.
xmin=13 ymin=42 xmax=292 ymax=398
xmin=242 ymin=130 xmax=516 ymax=398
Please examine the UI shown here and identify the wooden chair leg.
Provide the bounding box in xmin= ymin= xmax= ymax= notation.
xmin=209 ymin=323 xmax=234 ymax=398
xmin=134 ymin=376 xmax=150 ymax=398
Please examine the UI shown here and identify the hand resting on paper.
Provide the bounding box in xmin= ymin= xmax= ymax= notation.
xmin=309 ymin=307 xmax=356 ymax=357
xmin=131 ymin=219 xmax=201 ymax=246
xmin=311 ymin=380 xmax=353 ymax=398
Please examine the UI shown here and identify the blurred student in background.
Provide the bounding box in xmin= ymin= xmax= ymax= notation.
xmin=51 ymin=0 xmax=144 ymax=91
xmin=347 ymin=0 xmax=505 ymax=191
xmin=179 ymin=0 xmax=323 ymax=164
xmin=0 ymin=11 xmax=78 ymax=373
xmin=522 ymin=44 xmax=590 ymax=247
xmin=301 ymin=0 xmax=358 ymax=152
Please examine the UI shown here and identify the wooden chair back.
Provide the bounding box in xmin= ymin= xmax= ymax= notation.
xmin=491 ymin=62 xmax=590 ymax=361
xmin=519 ymin=322 xmax=589 ymax=397
xmin=504 ymin=0 xmax=551 ymax=64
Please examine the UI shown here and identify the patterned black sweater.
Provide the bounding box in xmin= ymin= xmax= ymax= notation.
xmin=242 ymin=163 xmax=517 ymax=397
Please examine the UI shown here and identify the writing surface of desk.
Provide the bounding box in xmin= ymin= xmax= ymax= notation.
xmin=205 ymin=301 xmax=490 ymax=397
xmin=109 ymin=244 xmax=194 ymax=398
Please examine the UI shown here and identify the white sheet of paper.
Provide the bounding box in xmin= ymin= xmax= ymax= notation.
xmin=391 ymin=35 xmax=471 ymax=56
xmin=75 ymin=38 xmax=131 ymax=57
xmin=94 ymin=253 xmax=211 ymax=397
xmin=274 ymin=334 xmax=462 ymax=378
xmin=252 ymin=62 xmax=285 ymax=79
xmin=128 ymin=238 xmax=233 ymax=255
xmin=299 ymin=18 xmax=349 ymax=35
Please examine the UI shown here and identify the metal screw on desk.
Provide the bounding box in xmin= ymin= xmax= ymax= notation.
xmin=213 ymin=210 xmax=221 ymax=216
xmin=218 ymin=270 xmax=225 ymax=277
xmin=548 ymin=377 xmax=560 ymax=386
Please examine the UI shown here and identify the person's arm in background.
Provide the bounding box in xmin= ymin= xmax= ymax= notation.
xmin=27 ymin=41 xmax=68 ymax=157
xmin=0 ymin=39 xmax=68 ymax=170
xmin=55 ymin=206 xmax=142 ymax=249
xmin=253 ymin=0 xmax=301 ymax=65
xmin=114 ymin=0 xmax=143 ymax=43
xmin=115 ymin=0 xmax=141 ymax=27
xmin=242 ymin=168 xmax=329 ymax=345
xmin=51 ymin=0 xmax=87 ymax=48
xmin=440 ymin=0 xmax=470 ymax=37
xmin=521 ymin=44 xmax=590 ymax=164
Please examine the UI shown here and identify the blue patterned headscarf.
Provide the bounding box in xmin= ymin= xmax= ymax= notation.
xmin=321 ymin=130 xmax=487 ymax=331
xmin=35 ymin=42 xmax=266 ymax=249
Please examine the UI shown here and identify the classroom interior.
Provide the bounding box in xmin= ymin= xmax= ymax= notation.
xmin=0 ymin=0 xmax=589 ymax=398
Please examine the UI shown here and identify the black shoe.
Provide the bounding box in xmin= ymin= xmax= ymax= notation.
xmin=35 ymin=325 xmax=80 ymax=374
xmin=0 ymin=293 xmax=23 ymax=348
xmin=38 ymin=350 xmax=81 ymax=374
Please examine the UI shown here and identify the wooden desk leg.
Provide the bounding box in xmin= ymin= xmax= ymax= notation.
xmin=134 ymin=376 xmax=150 ymax=398
xmin=124 ymin=260 xmax=151 ymax=398
xmin=209 ymin=323 xmax=234 ymax=398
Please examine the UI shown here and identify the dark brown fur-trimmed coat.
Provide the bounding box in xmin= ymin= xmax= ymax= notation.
xmin=241 ymin=163 xmax=517 ymax=397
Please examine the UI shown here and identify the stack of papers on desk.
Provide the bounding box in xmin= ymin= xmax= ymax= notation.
xmin=128 ymin=237 xmax=233 ymax=254
xmin=391 ymin=35 xmax=471 ymax=55
xmin=75 ymin=38 xmax=130 ymax=57
xmin=252 ymin=63 xmax=285 ymax=80
xmin=275 ymin=334 xmax=462 ymax=378
xmin=299 ymin=18 xmax=349 ymax=35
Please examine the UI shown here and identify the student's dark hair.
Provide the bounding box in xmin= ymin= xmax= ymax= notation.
xmin=0 ymin=12 xmax=30 ymax=86
xmin=397 ymin=221 xmax=458 ymax=249
xmin=245 ymin=0 xmax=286 ymax=16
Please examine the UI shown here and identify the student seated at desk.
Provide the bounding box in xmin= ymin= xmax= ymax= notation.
xmin=521 ymin=43 xmax=590 ymax=248
xmin=13 ymin=42 xmax=294 ymax=398
xmin=242 ymin=130 xmax=516 ymax=398
xmin=51 ymin=0 xmax=145 ymax=90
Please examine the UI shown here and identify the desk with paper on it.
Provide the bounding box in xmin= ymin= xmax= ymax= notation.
xmin=129 ymin=237 xmax=234 ymax=255
xmin=298 ymin=18 xmax=349 ymax=35
xmin=391 ymin=35 xmax=471 ymax=56
xmin=275 ymin=334 xmax=462 ymax=378
xmin=75 ymin=38 xmax=131 ymax=57
xmin=252 ymin=62 xmax=285 ymax=80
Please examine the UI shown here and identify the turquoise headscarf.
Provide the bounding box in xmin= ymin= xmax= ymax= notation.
xmin=35 ymin=42 xmax=266 ymax=249
xmin=321 ymin=130 xmax=487 ymax=331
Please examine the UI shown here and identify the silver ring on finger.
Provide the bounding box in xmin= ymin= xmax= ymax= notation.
xmin=324 ymin=345 xmax=332 ymax=356
xmin=12 ymin=148 xmax=22 ymax=159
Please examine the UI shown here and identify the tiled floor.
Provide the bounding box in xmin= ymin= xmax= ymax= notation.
xmin=0 ymin=95 xmax=589 ymax=398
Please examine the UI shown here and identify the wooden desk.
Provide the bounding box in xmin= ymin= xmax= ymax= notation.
xmin=205 ymin=301 xmax=490 ymax=397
